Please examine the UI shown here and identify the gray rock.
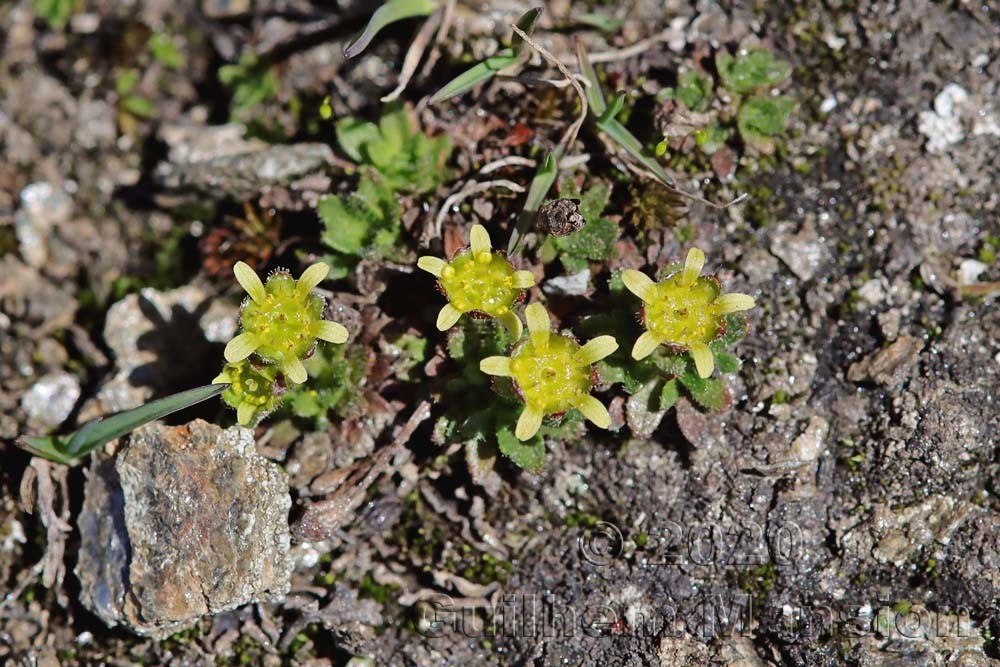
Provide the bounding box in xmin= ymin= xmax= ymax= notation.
xmin=14 ymin=182 xmax=73 ymax=268
xmin=94 ymin=286 xmax=237 ymax=414
xmin=769 ymin=222 xmax=829 ymax=282
xmin=0 ymin=256 xmax=77 ymax=329
xmin=848 ymin=336 xmax=925 ymax=386
xmin=20 ymin=372 xmax=80 ymax=427
xmin=76 ymin=420 xmax=292 ymax=639
xmin=155 ymin=123 xmax=334 ymax=200
xmin=542 ymin=269 xmax=592 ymax=296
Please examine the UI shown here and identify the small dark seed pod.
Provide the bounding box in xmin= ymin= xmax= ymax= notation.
xmin=537 ymin=198 xmax=585 ymax=237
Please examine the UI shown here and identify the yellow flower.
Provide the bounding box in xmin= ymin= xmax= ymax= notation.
xmin=417 ymin=224 xmax=535 ymax=338
xmin=622 ymin=248 xmax=755 ymax=378
xmin=213 ymin=359 xmax=284 ymax=426
xmin=223 ymin=261 xmax=349 ymax=384
xmin=479 ymin=303 xmax=619 ymax=441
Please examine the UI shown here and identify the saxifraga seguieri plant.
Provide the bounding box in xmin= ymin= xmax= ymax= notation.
xmin=18 ymin=261 xmax=351 ymax=464
xmin=219 ymin=261 xmax=350 ymax=425
xmin=418 ymin=224 xmax=535 ymax=338
xmin=623 ymin=247 xmax=755 ymax=378
xmin=479 ymin=303 xmax=618 ymax=441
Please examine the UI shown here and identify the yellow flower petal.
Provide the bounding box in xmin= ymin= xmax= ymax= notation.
xmin=480 ymin=356 xmax=513 ymax=377
xmin=689 ymin=341 xmax=714 ymax=378
xmin=469 ymin=224 xmax=492 ymax=255
xmin=237 ymin=402 xmax=256 ymax=426
xmin=296 ymin=262 xmax=330 ymax=297
xmin=573 ymin=395 xmax=611 ymax=429
xmin=233 ymin=261 xmax=266 ymax=304
xmin=212 ymin=370 xmax=231 ymax=384
xmin=524 ymin=303 xmax=550 ymax=351
xmin=622 ymin=269 xmax=656 ymax=303
xmin=631 ymin=331 xmax=660 ymax=360
xmin=713 ymin=293 xmax=755 ymax=314
xmin=436 ymin=303 xmax=462 ymax=331
xmin=515 ymin=405 xmax=544 ymax=441
xmin=574 ymin=335 xmax=619 ymax=365
xmin=224 ymin=332 xmax=260 ymax=362
xmin=314 ymin=320 xmax=348 ymax=344
xmin=513 ymin=270 xmax=535 ymax=289
xmin=284 ymin=356 xmax=308 ymax=384
xmin=497 ymin=310 xmax=523 ymax=339
xmin=417 ymin=256 xmax=447 ymax=278
xmin=679 ymin=247 xmax=706 ymax=287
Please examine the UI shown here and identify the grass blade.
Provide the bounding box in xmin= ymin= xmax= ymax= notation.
xmin=18 ymin=383 xmax=228 ymax=466
xmin=429 ymin=8 xmax=543 ymax=105
xmin=576 ymin=42 xmax=674 ymax=187
xmin=510 ymin=7 xmax=544 ymax=48
xmin=344 ymin=0 xmax=438 ymax=59
xmin=428 ymin=49 xmax=518 ymax=104
xmin=575 ymin=40 xmax=607 ymax=116
xmin=508 ymin=149 xmax=560 ymax=254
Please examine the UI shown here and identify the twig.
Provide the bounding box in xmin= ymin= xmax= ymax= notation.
xmin=622 ymin=160 xmax=749 ymax=209
xmin=434 ymin=179 xmax=525 ymax=236
xmin=479 ymin=156 xmax=537 ymax=174
xmin=382 ymin=9 xmax=442 ymax=103
xmin=418 ymin=0 xmax=458 ymax=79
xmin=510 ymin=25 xmax=588 ymax=154
xmin=588 ymin=28 xmax=678 ymax=63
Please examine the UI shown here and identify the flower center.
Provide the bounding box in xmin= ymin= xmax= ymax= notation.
xmin=644 ymin=275 xmax=722 ymax=346
xmin=439 ymin=250 xmax=520 ymax=316
xmin=510 ymin=335 xmax=592 ymax=415
xmin=241 ymin=273 xmax=324 ymax=363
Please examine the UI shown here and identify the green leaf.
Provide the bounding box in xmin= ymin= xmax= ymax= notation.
xmin=122 ymin=95 xmax=155 ymax=119
xmin=710 ymin=312 xmax=748 ymax=351
xmin=646 ymin=351 xmax=689 ymax=378
xmin=679 ymin=372 xmax=730 ymax=411
xmin=659 ymin=379 xmax=680 ymax=411
xmin=335 ymin=106 xmax=451 ymax=194
xmin=738 ymin=96 xmax=794 ymax=151
xmin=428 ymin=50 xmax=519 ymax=104
xmin=284 ymin=344 xmax=368 ymax=425
xmin=115 ymin=69 xmax=139 ymax=96
xmin=34 ymin=0 xmax=75 ymax=29
xmin=575 ymin=12 xmax=623 ymax=33
xmin=599 ymin=118 xmax=675 ymax=186
xmin=553 ymin=215 xmax=618 ymax=270
xmin=578 ymin=180 xmax=610 ymax=219
xmin=319 ymin=174 xmax=400 ymax=257
xmin=693 ymin=122 xmax=729 ymax=154
xmin=541 ymin=179 xmax=617 ymax=270
xmin=344 ymin=0 xmax=438 ymax=59
xmin=496 ymin=426 xmax=546 ymax=473
xmin=19 ymin=384 xmax=227 ymax=466
xmin=716 ymin=49 xmax=791 ymax=95
xmin=335 ymin=118 xmax=382 ymax=162
xmin=148 ymin=33 xmax=184 ymax=69
xmin=218 ymin=53 xmax=279 ymax=118
xmin=598 ymin=92 xmax=626 ymax=125
xmin=659 ymin=70 xmax=712 ymax=112
xmin=715 ymin=352 xmax=742 ymax=374
xmin=318 ymin=195 xmax=368 ymax=255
